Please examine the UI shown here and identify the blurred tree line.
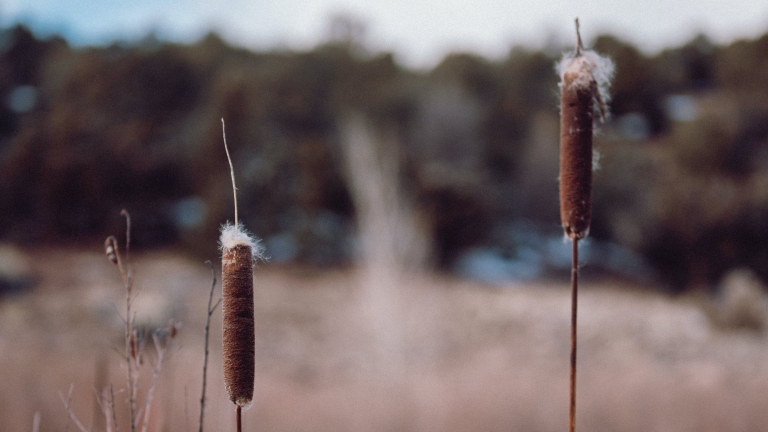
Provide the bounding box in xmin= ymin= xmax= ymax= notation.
xmin=3 ymin=23 xmax=768 ymax=291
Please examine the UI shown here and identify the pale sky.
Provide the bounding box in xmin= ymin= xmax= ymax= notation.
xmin=4 ymin=0 xmax=768 ymax=68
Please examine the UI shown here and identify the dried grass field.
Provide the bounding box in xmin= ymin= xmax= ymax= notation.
xmin=1 ymin=248 xmax=767 ymax=431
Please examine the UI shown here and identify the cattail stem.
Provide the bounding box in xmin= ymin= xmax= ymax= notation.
xmin=569 ymin=238 xmax=579 ymax=432
xmin=199 ymin=261 xmax=221 ymax=432
xmin=236 ymin=406 xmax=242 ymax=432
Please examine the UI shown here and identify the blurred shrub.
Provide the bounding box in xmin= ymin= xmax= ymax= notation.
xmin=713 ymin=268 xmax=767 ymax=332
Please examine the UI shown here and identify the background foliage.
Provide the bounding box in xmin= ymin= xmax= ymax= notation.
xmin=3 ymin=24 xmax=768 ymax=291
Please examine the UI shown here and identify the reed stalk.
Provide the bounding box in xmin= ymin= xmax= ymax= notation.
xmin=558 ymin=18 xmax=613 ymax=432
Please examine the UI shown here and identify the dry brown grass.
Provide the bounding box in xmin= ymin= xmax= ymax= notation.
xmin=2 ymin=248 xmax=768 ymax=431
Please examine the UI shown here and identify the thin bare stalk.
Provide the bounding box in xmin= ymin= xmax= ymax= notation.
xmin=121 ymin=211 xmax=138 ymax=432
xmin=108 ymin=210 xmax=139 ymax=432
xmin=32 ymin=411 xmax=40 ymax=432
xmin=60 ymin=385 xmax=89 ymax=432
xmin=199 ymin=261 xmax=221 ymax=432
xmin=93 ymin=384 xmax=116 ymax=432
xmin=221 ymin=118 xmax=238 ymax=227
xmin=110 ymin=385 xmax=120 ymax=432
xmin=569 ymin=238 xmax=579 ymax=432
xmin=107 ymin=385 xmax=118 ymax=432
xmin=122 ymin=210 xmax=132 ymax=280
xmin=139 ymin=334 xmax=168 ymax=432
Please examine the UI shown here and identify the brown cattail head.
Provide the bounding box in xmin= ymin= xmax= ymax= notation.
xmin=220 ymin=222 xmax=263 ymax=408
xmin=558 ymin=38 xmax=613 ymax=240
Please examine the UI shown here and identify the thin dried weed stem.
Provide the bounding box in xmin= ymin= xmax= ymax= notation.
xmin=199 ymin=261 xmax=221 ymax=432
xmin=105 ymin=210 xmax=139 ymax=432
xmin=62 ymin=210 xmax=178 ymax=432
xmin=60 ymin=384 xmax=89 ymax=432
xmin=222 ymin=118 xmax=238 ymax=227
xmin=139 ymin=323 xmax=177 ymax=432
xmin=93 ymin=384 xmax=118 ymax=432
xmin=32 ymin=411 xmax=41 ymax=432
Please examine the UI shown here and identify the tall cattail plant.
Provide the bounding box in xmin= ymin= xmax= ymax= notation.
xmin=557 ymin=19 xmax=613 ymax=432
xmin=219 ymin=119 xmax=264 ymax=432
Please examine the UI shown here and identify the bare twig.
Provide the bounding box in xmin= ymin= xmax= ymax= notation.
xmin=31 ymin=411 xmax=40 ymax=432
xmin=221 ymin=118 xmax=239 ymax=227
xmin=199 ymin=261 xmax=221 ymax=432
xmin=59 ymin=385 xmax=89 ymax=432
xmin=94 ymin=385 xmax=116 ymax=432
xmin=110 ymin=385 xmax=120 ymax=432
xmin=110 ymin=210 xmax=139 ymax=432
xmin=185 ymin=386 xmax=191 ymax=432
xmin=62 ymin=210 xmax=179 ymax=432
xmin=107 ymin=385 xmax=117 ymax=432
xmin=93 ymin=387 xmax=107 ymax=432
xmin=139 ymin=334 xmax=168 ymax=432
xmin=120 ymin=209 xmax=133 ymax=284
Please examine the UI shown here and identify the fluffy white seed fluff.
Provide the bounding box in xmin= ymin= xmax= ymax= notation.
xmin=558 ymin=49 xmax=614 ymax=97
xmin=219 ymin=222 xmax=265 ymax=260
xmin=558 ymin=49 xmax=614 ymax=123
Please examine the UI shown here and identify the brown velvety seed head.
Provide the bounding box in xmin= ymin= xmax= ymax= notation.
xmin=222 ymin=243 xmax=255 ymax=407
xmin=559 ymin=70 xmax=595 ymax=240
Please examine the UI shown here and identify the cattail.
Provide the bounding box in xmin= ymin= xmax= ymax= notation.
xmin=221 ymin=222 xmax=259 ymax=408
xmin=558 ymin=20 xmax=613 ymax=239
xmin=219 ymin=119 xmax=264 ymax=420
xmin=558 ymin=19 xmax=613 ymax=432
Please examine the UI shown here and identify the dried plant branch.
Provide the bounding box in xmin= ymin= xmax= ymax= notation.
xmin=32 ymin=411 xmax=40 ymax=432
xmin=107 ymin=385 xmax=118 ymax=432
xmin=121 ymin=209 xmax=133 ymax=284
xmin=110 ymin=385 xmax=120 ymax=432
xmin=107 ymin=210 xmax=139 ymax=432
xmin=185 ymin=386 xmax=191 ymax=432
xmin=62 ymin=210 xmax=179 ymax=432
xmin=199 ymin=261 xmax=221 ymax=432
xmin=93 ymin=387 xmax=108 ymax=432
xmin=93 ymin=384 xmax=117 ymax=432
xmin=221 ymin=118 xmax=239 ymax=227
xmin=139 ymin=331 xmax=170 ymax=432
xmin=59 ymin=385 xmax=89 ymax=432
